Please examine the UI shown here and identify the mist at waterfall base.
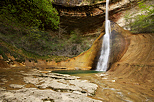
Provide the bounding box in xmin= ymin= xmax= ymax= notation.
xmin=96 ymin=0 xmax=111 ymax=71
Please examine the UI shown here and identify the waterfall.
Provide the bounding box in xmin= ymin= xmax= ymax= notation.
xmin=96 ymin=0 xmax=111 ymax=71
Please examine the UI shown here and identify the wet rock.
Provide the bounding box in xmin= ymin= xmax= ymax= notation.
xmin=0 ymin=87 xmax=6 ymax=91
xmin=0 ymin=68 xmax=101 ymax=101
xmin=39 ymin=73 xmax=79 ymax=80
xmin=38 ymin=79 xmax=82 ymax=91
xmin=1 ymin=78 xmax=8 ymax=83
xmin=0 ymin=83 xmax=5 ymax=85
xmin=111 ymin=80 xmax=116 ymax=82
xmin=69 ymin=80 xmax=98 ymax=96
xmin=0 ymin=88 xmax=102 ymax=102
xmin=9 ymin=84 xmax=25 ymax=89
xmin=23 ymin=72 xmax=98 ymax=96
xmin=24 ymin=76 xmax=43 ymax=85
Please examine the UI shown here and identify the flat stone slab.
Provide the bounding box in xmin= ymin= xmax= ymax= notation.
xmin=0 ymin=69 xmax=102 ymax=102
xmin=23 ymin=72 xmax=97 ymax=96
xmin=9 ymin=84 xmax=25 ymax=89
xmin=0 ymin=88 xmax=102 ymax=102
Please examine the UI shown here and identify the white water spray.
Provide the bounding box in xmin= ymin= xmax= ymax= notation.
xmin=96 ymin=0 xmax=111 ymax=71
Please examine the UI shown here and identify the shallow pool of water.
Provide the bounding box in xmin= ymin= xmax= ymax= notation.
xmin=52 ymin=70 xmax=103 ymax=75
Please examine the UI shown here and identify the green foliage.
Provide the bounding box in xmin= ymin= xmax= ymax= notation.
xmin=124 ymin=0 xmax=154 ymax=33
xmin=69 ymin=30 xmax=82 ymax=44
xmin=0 ymin=20 xmax=91 ymax=58
xmin=0 ymin=46 xmax=8 ymax=60
xmin=0 ymin=0 xmax=59 ymax=30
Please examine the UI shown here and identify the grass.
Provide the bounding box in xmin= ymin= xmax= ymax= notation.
xmin=0 ymin=39 xmax=70 ymax=62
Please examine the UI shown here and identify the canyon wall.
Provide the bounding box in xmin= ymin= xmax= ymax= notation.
xmin=24 ymin=21 xmax=130 ymax=70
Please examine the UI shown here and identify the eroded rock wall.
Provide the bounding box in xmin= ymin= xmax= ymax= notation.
xmin=108 ymin=33 xmax=154 ymax=83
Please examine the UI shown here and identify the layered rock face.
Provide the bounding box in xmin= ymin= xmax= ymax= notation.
xmin=53 ymin=0 xmax=138 ymax=33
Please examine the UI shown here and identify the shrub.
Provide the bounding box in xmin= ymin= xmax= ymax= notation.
xmin=124 ymin=0 xmax=154 ymax=33
xmin=0 ymin=0 xmax=59 ymax=30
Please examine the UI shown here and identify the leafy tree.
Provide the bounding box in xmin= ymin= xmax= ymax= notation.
xmin=0 ymin=0 xmax=59 ymax=30
xmin=124 ymin=0 xmax=154 ymax=33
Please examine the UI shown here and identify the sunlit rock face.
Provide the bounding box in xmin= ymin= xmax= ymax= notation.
xmin=108 ymin=33 xmax=154 ymax=83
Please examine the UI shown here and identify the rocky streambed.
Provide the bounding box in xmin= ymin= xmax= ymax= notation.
xmin=0 ymin=67 xmax=101 ymax=102
xmin=0 ymin=67 xmax=154 ymax=102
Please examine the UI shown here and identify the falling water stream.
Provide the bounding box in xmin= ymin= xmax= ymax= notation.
xmin=96 ymin=0 xmax=111 ymax=71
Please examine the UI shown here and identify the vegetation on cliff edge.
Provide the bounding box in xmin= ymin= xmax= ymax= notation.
xmin=124 ymin=0 xmax=154 ymax=33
